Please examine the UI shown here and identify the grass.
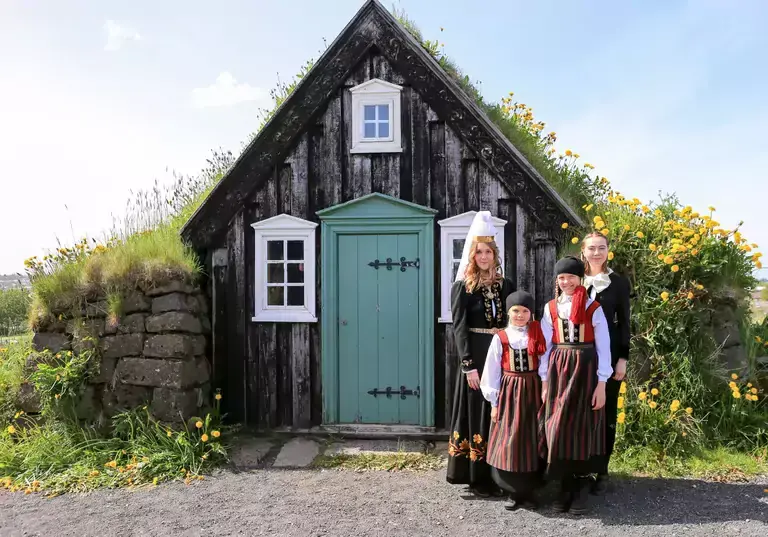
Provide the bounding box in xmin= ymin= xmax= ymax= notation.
xmin=1 ymin=406 xmax=228 ymax=497
xmin=313 ymin=451 xmax=446 ymax=472
xmin=610 ymin=445 xmax=768 ymax=482
xmin=0 ymin=334 xmax=31 ymax=425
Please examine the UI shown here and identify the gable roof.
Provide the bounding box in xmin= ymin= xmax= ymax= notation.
xmin=180 ymin=0 xmax=583 ymax=249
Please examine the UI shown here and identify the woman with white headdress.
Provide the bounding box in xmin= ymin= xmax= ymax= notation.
xmin=446 ymin=211 xmax=515 ymax=497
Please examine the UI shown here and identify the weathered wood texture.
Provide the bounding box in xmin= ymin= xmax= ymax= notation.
xmin=212 ymin=50 xmax=562 ymax=430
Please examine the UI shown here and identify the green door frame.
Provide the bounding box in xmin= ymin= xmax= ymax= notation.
xmin=317 ymin=193 xmax=437 ymax=427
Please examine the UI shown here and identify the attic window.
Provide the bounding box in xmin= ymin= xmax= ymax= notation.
xmin=350 ymin=78 xmax=402 ymax=154
xmin=437 ymin=211 xmax=507 ymax=323
xmin=251 ymin=214 xmax=318 ymax=323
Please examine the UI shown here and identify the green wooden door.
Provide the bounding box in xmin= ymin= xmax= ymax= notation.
xmin=337 ymin=233 xmax=420 ymax=424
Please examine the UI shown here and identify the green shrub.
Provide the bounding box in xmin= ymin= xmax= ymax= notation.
xmin=0 ymin=287 xmax=31 ymax=337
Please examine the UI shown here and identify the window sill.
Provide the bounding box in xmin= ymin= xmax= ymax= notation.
xmin=437 ymin=316 xmax=453 ymax=324
xmin=350 ymin=143 xmax=403 ymax=154
xmin=252 ymin=310 xmax=318 ymax=323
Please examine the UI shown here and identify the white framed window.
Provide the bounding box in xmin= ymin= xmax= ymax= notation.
xmin=251 ymin=214 xmax=318 ymax=323
xmin=349 ymin=78 xmax=403 ymax=154
xmin=437 ymin=211 xmax=507 ymax=323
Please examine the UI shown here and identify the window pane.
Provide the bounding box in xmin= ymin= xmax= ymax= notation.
xmin=452 ymin=262 xmax=460 ymax=281
xmin=452 ymin=238 xmax=465 ymax=259
xmin=267 ymin=263 xmax=284 ymax=283
xmin=267 ymin=286 xmax=284 ymax=306
xmin=287 ymin=286 xmax=304 ymax=306
xmin=287 ymin=240 xmax=303 ymax=260
xmin=377 ymin=104 xmax=389 ymax=119
xmin=363 ymin=122 xmax=376 ymax=138
xmin=364 ymin=105 xmax=376 ymax=121
xmin=378 ymin=121 xmax=389 ymax=138
xmin=287 ymin=263 xmax=304 ymax=283
xmin=267 ymin=240 xmax=283 ymax=260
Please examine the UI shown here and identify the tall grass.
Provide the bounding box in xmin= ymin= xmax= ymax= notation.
xmin=0 ymin=287 xmax=31 ymax=337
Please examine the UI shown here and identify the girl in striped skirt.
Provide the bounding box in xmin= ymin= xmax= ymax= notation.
xmin=480 ymin=291 xmax=547 ymax=511
xmin=539 ymin=256 xmax=613 ymax=515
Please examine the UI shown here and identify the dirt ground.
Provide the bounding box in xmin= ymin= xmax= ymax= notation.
xmin=2 ymin=467 xmax=767 ymax=536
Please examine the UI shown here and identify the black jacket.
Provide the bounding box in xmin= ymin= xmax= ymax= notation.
xmin=588 ymin=272 xmax=632 ymax=364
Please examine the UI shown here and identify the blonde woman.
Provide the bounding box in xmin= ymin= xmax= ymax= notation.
xmin=447 ymin=211 xmax=515 ymax=498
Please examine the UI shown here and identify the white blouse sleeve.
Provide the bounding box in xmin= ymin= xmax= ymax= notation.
xmin=480 ymin=334 xmax=503 ymax=407
xmin=592 ymin=305 xmax=614 ymax=382
xmin=538 ymin=305 xmax=554 ymax=381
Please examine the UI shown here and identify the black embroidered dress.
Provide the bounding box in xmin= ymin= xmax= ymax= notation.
xmin=447 ymin=277 xmax=515 ymax=489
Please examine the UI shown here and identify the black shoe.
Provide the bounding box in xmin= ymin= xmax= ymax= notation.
xmin=520 ymin=496 xmax=540 ymax=511
xmin=553 ymin=477 xmax=573 ymax=512
xmin=470 ymin=485 xmax=492 ymax=498
xmin=569 ymin=478 xmax=591 ymax=515
xmin=591 ymin=473 xmax=608 ymax=496
xmin=504 ymin=496 xmax=520 ymax=511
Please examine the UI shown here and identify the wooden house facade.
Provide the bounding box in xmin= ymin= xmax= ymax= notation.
xmin=181 ymin=0 xmax=582 ymax=434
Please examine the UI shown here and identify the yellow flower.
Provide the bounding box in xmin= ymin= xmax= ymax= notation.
xmin=600 ymin=228 xmax=609 ymax=236
xmin=649 ymin=401 xmax=658 ymax=409
xmin=747 ymin=383 xmax=753 ymax=388
xmin=636 ymin=231 xmax=645 ymax=239
xmin=617 ymin=412 xmax=626 ymax=424
xmin=561 ymin=222 xmax=569 ymax=229
xmin=651 ymin=388 xmax=659 ymax=396
xmin=638 ymin=391 xmax=647 ymax=400
xmin=649 ymin=244 xmax=657 ymax=251
xmin=670 ymin=400 xmax=680 ymax=411
xmin=195 ymin=421 xmax=203 ymax=429
xmin=201 ymin=433 xmax=209 ymax=442
xmin=624 ymin=224 xmax=631 ymax=231
xmin=664 ymin=255 xmax=674 ymax=264
xmin=661 ymin=291 xmax=670 ymax=301
xmin=215 ymin=393 xmax=222 ymax=401
xmin=617 ymin=396 xmax=624 ymax=409
xmin=585 ymin=204 xmax=594 ymax=212
xmin=212 ymin=430 xmax=221 ymax=438
xmin=619 ymin=381 xmax=627 ymax=394
xmin=732 ymin=390 xmax=741 ymax=399
xmin=687 ymin=292 xmax=694 ymax=300
xmin=671 ymin=265 xmax=679 ymax=272
xmin=708 ymin=206 xmax=716 ymax=212
xmin=565 ymin=149 xmax=573 ymax=157
xmin=729 ymin=381 xmax=737 ymax=389
xmin=571 ymin=237 xmax=579 ymax=244
xmin=608 ymin=252 xmax=614 ymax=260
xmin=731 ymin=373 xmax=739 ymax=380
xmin=6 ymin=425 xmax=15 ymax=434
xmin=167 ymin=429 xmax=172 ymax=437
xmin=685 ymin=407 xmax=693 ymax=415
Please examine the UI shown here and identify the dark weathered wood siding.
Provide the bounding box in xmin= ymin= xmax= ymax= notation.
xmin=213 ymin=51 xmax=558 ymax=428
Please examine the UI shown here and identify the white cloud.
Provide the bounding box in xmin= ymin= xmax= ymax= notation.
xmin=104 ymin=20 xmax=141 ymax=51
xmin=191 ymin=72 xmax=271 ymax=108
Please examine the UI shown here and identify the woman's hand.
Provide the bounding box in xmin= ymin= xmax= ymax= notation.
xmin=613 ymin=358 xmax=627 ymax=381
xmin=465 ymin=370 xmax=480 ymax=390
xmin=592 ymin=382 xmax=606 ymax=410
xmin=541 ymin=381 xmax=548 ymax=404
xmin=490 ymin=406 xmax=498 ymax=423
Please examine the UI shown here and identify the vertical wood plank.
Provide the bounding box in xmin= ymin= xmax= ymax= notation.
xmin=372 ymin=53 xmax=406 ymax=85
xmin=371 ymin=154 xmax=400 ymax=197
xmin=411 ymin=91 xmax=431 ymax=206
xmin=444 ymin=125 xmax=464 ymax=217
xmin=278 ymin=164 xmax=291 ymax=214
xmin=515 ymin=204 xmax=536 ymax=301
xmin=429 ymin=121 xmax=446 ymax=219
xmin=256 ymin=324 xmax=278 ymax=429
xmin=311 ymin=94 xmax=343 ymax=211
xmin=498 ymin=200 xmax=517 ymax=286
xmin=462 ymin=145 xmax=480 ymax=210
xmin=290 ymin=133 xmax=309 ymax=218
xmin=226 ymin=211 xmax=247 ymax=423
xmin=211 ymin=252 xmax=230 ymax=415
xmin=399 ymin=86 xmax=413 ymax=202
xmin=277 ymin=325 xmax=292 ymax=427
xmin=478 ymin=163 xmax=500 ymax=214
xmin=291 ymin=324 xmax=312 ymax=428
xmin=443 ymin=326 xmax=457 ymax=431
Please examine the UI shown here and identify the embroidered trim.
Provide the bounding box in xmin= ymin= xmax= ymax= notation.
xmin=481 ymin=282 xmax=504 ymax=327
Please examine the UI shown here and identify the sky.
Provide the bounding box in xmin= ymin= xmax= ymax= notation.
xmin=0 ymin=0 xmax=766 ymax=278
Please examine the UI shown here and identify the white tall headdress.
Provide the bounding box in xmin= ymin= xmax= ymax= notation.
xmin=454 ymin=210 xmax=499 ymax=282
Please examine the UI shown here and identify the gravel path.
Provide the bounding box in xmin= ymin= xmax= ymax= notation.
xmin=1 ymin=468 xmax=767 ymax=536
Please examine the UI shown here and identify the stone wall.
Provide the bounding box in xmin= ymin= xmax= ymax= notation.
xmin=19 ymin=280 xmax=211 ymax=424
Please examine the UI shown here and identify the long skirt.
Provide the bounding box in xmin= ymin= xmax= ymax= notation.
xmin=539 ymin=343 xmax=606 ymax=479
xmin=446 ymin=333 xmax=494 ymax=488
xmin=487 ymin=370 xmax=545 ymax=496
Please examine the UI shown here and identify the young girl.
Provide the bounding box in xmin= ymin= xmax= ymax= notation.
xmin=581 ymin=232 xmax=632 ymax=495
xmin=480 ymin=290 xmax=547 ymax=510
xmin=539 ymin=256 xmax=613 ymax=515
